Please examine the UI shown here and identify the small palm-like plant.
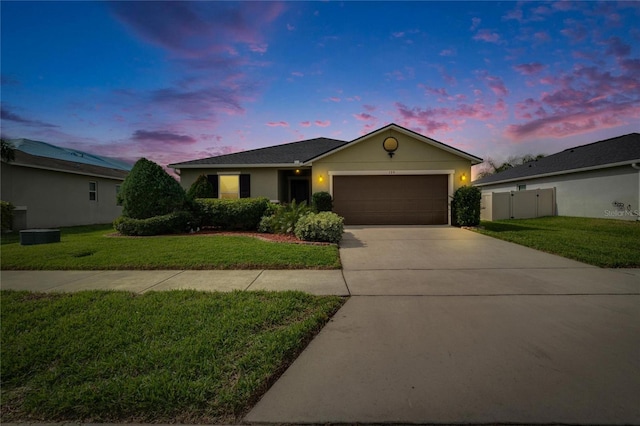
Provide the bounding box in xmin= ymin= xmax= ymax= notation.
xmin=264 ymin=200 xmax=311 ymax=235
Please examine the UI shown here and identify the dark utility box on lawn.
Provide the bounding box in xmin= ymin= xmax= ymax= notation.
xmin=20 ymin=229 xmax=61 ymax=246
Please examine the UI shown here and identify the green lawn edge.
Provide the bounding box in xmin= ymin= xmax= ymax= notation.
xmin=1 ymin=224 xmax=341 ymax=270
xmin=474 ymin=216 xmax=640 ymax=268
xmin=1 ymin=289 xmax=347 ymax=424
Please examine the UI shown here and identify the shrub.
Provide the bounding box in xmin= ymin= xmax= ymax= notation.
xmin=261 ymin=200 xmax=311 ymax=235
xmin=196 ymin=197 xmax=270 ymax=230
xmin=312 ymin=191 xmax=333 ymax=212
xmin=295 ymin=212 xmax=344 ymax=243
xmin=1 ymin=201 xmax=15 ymax=232
xmin=452 ymin=185 xmax=481 ymax=226
xmin=119 ymin=158 xmax=188 ymax=219
xmin=113 ymin=211 xmax=194 ymax=236
xmin=187 ymin=174 xmax=215 ymax=199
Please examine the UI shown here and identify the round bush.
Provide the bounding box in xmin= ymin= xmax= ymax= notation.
xmin=312 ymin=191 xmax=333 ymax=212
xmin=187 ymin=174 xmax=215 ymax=199
xmin=294 ymin=212 xmax=344 ymax=243
xmin=119 ymin=158 xmax=188 ymax=219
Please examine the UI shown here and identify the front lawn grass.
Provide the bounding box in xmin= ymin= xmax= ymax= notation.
xmin=476 ymin=216 xmax=640 ymax=268
xmin=0 ymin=290 xmax=345 ymax=423
xmin=0 ymin=224 xmax=341 ymax=270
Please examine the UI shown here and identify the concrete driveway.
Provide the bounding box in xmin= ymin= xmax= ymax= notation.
xmin=247 ymin=226 xmax=640 ymax=425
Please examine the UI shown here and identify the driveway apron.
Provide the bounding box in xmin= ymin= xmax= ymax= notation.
xmin=246 ymin=226 xmax=640 ymax=425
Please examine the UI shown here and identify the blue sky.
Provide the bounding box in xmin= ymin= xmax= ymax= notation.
xmin=2 ymin=1 xmax=639 ymax=176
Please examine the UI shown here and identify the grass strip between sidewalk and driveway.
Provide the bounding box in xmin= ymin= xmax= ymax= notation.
xmin=0 ymin=224 xmax=341 ymax=270
xmin=475 ymin=216 xmax=640 ymax=268
xmin=0 ymin=289 xmax=345 ymax=424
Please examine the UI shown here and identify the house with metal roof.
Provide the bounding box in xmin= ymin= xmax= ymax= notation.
xmin=170 ymin=123 xmax=482 ymax=225
xmin=473 ymin=133 xmax=640 ymax=221
xmin=1 ymin=139 xmax=132 ymax=229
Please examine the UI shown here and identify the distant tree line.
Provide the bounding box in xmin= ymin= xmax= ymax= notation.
xmin=476 ymin=153 xmax=545 ymax=179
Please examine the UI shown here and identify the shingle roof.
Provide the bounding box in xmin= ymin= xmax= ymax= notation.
xmin=473 ymin=133 xmax=640 ymax=186
xmin=11 ymin=138 xmax=132 ymax=171
xmin=8 ymin=139 xmax=131 ymax=180
xmin=169 ymin=137 xmax=349 ymax=167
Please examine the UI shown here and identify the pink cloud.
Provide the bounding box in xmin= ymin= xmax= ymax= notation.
xmin=353 ymin=113 xmax=374 ymax=121
xmin=327 ymin=97 xmax=341 ymax=103
xmin=505 ymin=60 xmax=640 ymax=140
xmin=299 ymin=121 xmax=311 ymax=128
xmin=266 ymin=121 xmax=289 ymax=127
xmin=473 ymin=29 xmax=503 ymax=44
xmin=315 ymin=120 xmax=331 ymax=127
xmin=605 ymin=36 xmax=631 ymax=58
xmin=363 ymin=104 xmax=377 ymax=112
xmin=534 ymin=31 xmax=551 ymax=42
xmin=513 ymin=62 xmax=546 ymax=75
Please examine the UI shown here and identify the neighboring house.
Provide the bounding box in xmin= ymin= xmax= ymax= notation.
xmin=473 ymin=133 xmax=640 ymax=221
xmin=169 ymin=123 xmax=482 ymax=225
xmin=1 ymin=139 xmax=132 ymax=229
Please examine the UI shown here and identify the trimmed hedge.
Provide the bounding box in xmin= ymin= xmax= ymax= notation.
xmin=295 ymin=212 xmax=344 ymax=243
xmin=196 ymin=197 xmax=271 ymax=231
xmin=113 ymin=211 xmax=195 ymax=236
xmin=312 ymin=191 xmax=333 ymax=212
xmin=1 ymin=201 xmax=15 ymax=232
xmin=452 ymin=185 xmax=481 ymax=226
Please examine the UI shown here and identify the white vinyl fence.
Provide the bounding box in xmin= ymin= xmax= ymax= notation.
xmin=481 ymin=188 xmax=556 ymax=221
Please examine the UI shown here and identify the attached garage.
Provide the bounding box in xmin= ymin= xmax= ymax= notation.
xmin=332 ymin=174 xmax=449 ymax=225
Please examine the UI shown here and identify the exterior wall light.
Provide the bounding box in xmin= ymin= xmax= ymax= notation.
xmin=318 ymin=175 xmax=324 ymax=183
xmin=460 ymin=173 xmax=467 ymax=182
xmin=295 ymin=169 xmax=301 ymax=175
xmin=383 ymin=137 xmax=399 ymax=158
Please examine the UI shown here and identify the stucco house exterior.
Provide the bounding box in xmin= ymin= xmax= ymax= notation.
xmin=1 ymin=139 xmax=131 ymax=229
xmin=473 ymin=133 xmax=640 ymax=221
xmin=169 ymin=123 xmax=482 ymax=225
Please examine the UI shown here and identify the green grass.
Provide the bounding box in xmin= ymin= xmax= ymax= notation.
xmin=476 ymin=216 xmax=640 ymax=268
xmin=0 ymin=290 xmax=345 ymax=423
xmin=0 ymin=224 xmax=341 ymax=270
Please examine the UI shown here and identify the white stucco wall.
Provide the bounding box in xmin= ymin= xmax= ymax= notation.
xmin=1 ymin=163 xmax=125 ymax=228
xmin=476 ymin=165 xmax=640 ymax=221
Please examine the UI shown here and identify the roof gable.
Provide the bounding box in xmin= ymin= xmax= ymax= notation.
xmin=473 ymin=133 xmax=640 ymax=186
xmin=309 ymin=123 xmax=483 ymax=164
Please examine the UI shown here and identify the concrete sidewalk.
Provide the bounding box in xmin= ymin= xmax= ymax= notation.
xmin=0 ymin=269 xmax=350 ymax=296
xmin=246 ymin=226 xmax=640 ymax=425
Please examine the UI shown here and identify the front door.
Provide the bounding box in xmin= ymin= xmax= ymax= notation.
xmin=290 ymin=179 xmax=310 ymax=204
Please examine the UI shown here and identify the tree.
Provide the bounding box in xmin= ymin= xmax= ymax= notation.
xmin=476 ymin=153 xmax=545 ymax=179
xmin=187 ymin=174 xmax=215 ymax=199
xmin=1 ymin=139 xmax=16 ymax=162
xmin=118 ymin=158 xmax=188 ymax=219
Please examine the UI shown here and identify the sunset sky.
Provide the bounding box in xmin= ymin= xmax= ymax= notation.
xmin=2 ymin=1 xmax=639 ymax=176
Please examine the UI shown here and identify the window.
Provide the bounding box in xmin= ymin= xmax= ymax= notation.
xmin=517 ymin=184 xmax=527 ymax=191
xmin=89 ymin=181 xmax=98 ymax=201
xmin=219 ymin=175 xmax=239 ymax=199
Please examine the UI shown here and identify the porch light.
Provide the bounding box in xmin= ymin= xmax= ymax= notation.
xmin=295 ymin=169 xmax=301 ymax=175
xmin=460 ymin=173 xmax=467 ymax=182
xmin=383 ymin=137 xmax=399 ymax=158
xmin=318 ymin=175 xmax=324 ymax=183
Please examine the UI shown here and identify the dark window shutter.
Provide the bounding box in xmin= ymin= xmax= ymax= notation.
xmin=207 ymin=175 xmax=219 ymax=198
xmin=239 ymin=174 xmax=250 ymax=198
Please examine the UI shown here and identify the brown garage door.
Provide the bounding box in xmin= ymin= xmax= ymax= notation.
xmin=333 ymin=175 xmax=449 ymax=225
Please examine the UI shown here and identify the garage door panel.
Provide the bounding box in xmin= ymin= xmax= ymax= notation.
xmin=333 ymin=175 xmax=448 ymax=225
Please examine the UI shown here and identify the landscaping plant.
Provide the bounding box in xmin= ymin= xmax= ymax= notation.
xmin=1 ymin=201 xmax=14 ymax=232
xmin=452 ymin=185 xmax=481 ymax=227
xmin=114 ymin=158 xmax=195 ymax=236
xmin=295 ymin=212 xmax=344 ymax=243
xmin=196 ymin=197 xmax=271 ymax=230
xmin=259 ymin=200 xmax=311 ymax=235
xmin=312 ymin=191 xmax=333 ymax=212
xmin=187 ymin=174 xmax=215 ymax=199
